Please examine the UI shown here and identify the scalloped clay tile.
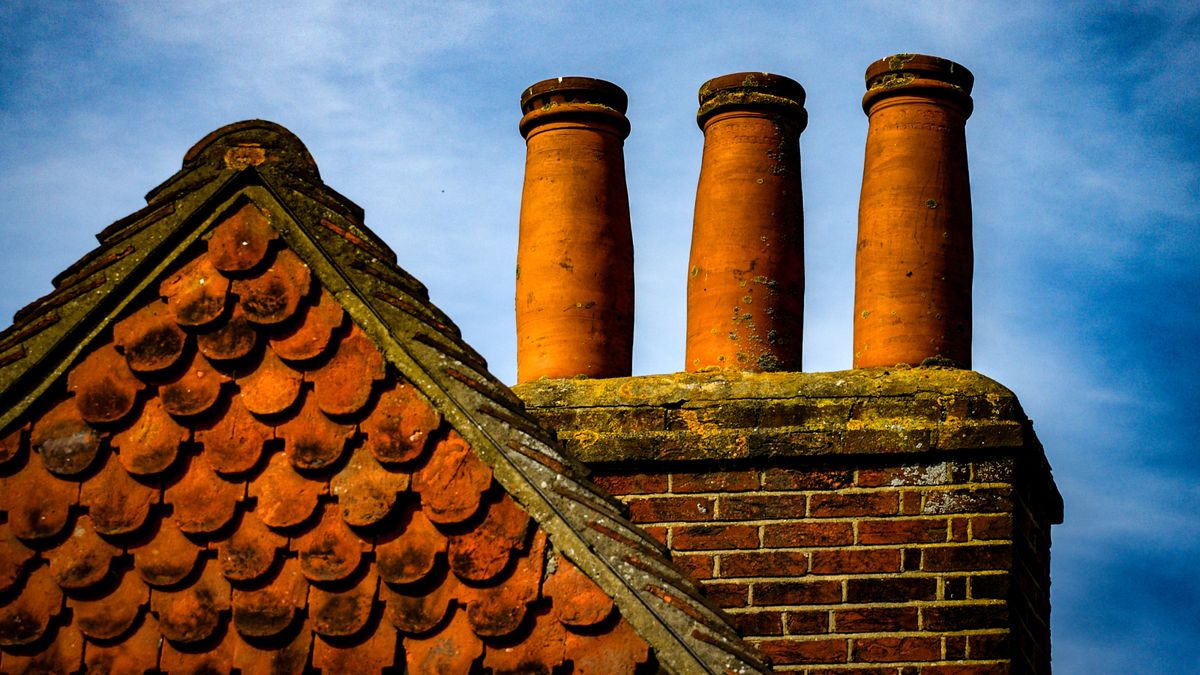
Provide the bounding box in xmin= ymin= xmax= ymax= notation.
xmin=112 ymin=299 xmax=188 ymax=372
xmin=232 ymin=248 xmax=312 ymax=324
xmin=270 ymin=286 xmax=345 ymax=361
xmin=68 ymin=568 xmax=149 ymax=640
xmin=361 ymin=381 xmax=441 ymax=464
xmin=207 ymin=201 xmax=277 ymax=272
xmin=195 ymin=393 xmax=272 ymax=474
xmin=197 ymin=303 xmax=258 ymax=361
xmin=236 ymin=346 xmax=302 ymax=416
xmin=112 ymin=396 xmax=189 ymax=475
xmin=83 ymin=613 xmax=163 ymax=674
xmin=80 ymin=451 xmax=157 ymax=535
xmin=31 ymin=396 xmax=103 ymax=475
xmin=160 ymin=254 xmax=230 ymax=327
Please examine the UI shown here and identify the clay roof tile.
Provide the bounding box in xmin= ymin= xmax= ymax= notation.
xmin=30 ymin=396 xmax=104 ymax=476
xmin=236 ymin=347 xmax=302 ymax=416
xmin=276 ymin=391 xmax=353 ymax=471
xmin=83 ymin=613 xmax=164 ymax=674
xmin=374 ymin=505 xmax=445 ymax=585
xmin=270 ymin=286 xmax=345 ymax=362
xmin=206 ymin=201 xmax=278 ymax=272
xmin=248 ymin=451 xmax=325 ymax=529
xmin=230 ymin=617 xmax=313 ymax=675
xmin=0 ymin=524 xmax=35 ymax=595
xmin=4 ymin=452 xmax=78 ymax=540
xmin=545 ymin=555 xmax=614 ymax=627
xmin=447 ymin=493 xmax=530 ymax=583
xmin=312 ymin=623 xmax=398 ymax=674
xmin=232 ymin=248 xmax=312 ymax=325
xmin=309 ymin=569 xmax=379 ymax=637
xmin=159 ymin=254 xmax=230 ymax=328
xmin=411 ymin=429 xmax=492 ymax=525
xmin=231 ymin=556 xmax=308 ymax=638
xmin=380 ymin=563 xmax=457 ymax=635
xmin=159 ymin=349 xmax=229 ymax=417
xmin=402 ymin=606 xmax=483 ymax=672
xmin=309 ymin=324 xmax=385 ymax=416
xmin=361 ymin=381 xmax=441 ymax=465
xmin=112 ymin=396 xmax=189 ymax=475
xmin=329 ymin=444 xmax=411 ymax=527
xmin=216 ymin=509 xmax=285 ymax=582
xmin=164 ymin=454 xmax=243 ymax=533
xmin=196 ymin=304 xmax=258 ymax=361
xmin=68 ymin=568 xmax=149 ymax=640
xmin=66 ymin=344 xmax=144 ymax=425
xmin=130 ymin=518 xmax=200 ymax=586
xmin=150 ymin=557 xmax=231 ymax=644
xmin=195 ymin=394 xmax=272 ymax=475
xmin=112 ymin=299 xmax=189 ymax=373
xmin=294 ymin=503 xmax=369 ymax=583
xmin=0 ymin=565 xmax=63 ymax=647
xmin=46 ymin=515 xmax=120 ymax=589
xmin=80 ymin=451 xmax=157 ymax=535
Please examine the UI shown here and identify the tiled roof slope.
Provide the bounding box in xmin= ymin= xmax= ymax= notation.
xmin=0 ymin=121 xmax=767 ymax=674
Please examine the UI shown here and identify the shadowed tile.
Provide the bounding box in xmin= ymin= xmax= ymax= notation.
xmin=481 ymin=606 xmax=568 ymax=673
xmin=160 ymin=621 xmax=236 ymax=673
xmin=113 ymin=299 xmax=188 ymax=373
xmin=151 ymin=557 xmax=231 ymax=643
xmin=131 ymin=518 xmax=200 ymax=586
xmin=403 ymin=606 xmax=483 ymax=672
xmin=237 ymin=348 xmax=302 ymax=416
xmin=217 ymin=509 xmax=285 ymax=582
xmin=0 ymin=524 xmax=35 ymax=594
xmin=462 ymin=530 xmax=545 ymax=638
xmin=565 ymin=613 xmax=650 ymax=675
xmin=1 ymin=624 xmax=83 ymax=673
xmin=165 ymin=454 xmax=242 ymax=533
xmin=310 ymin=569 xmax=378 ymax=637
xmin=545 ymin=556 xmax=614 ymax=628
xmin=67 ymin=344 xmax=144 ymax=425
xmin=160 ymin=350 xmax=228 ymax=417
xmin=375 ymin=505 xmax=445 ymax=586
xmin=197 ymin=305 xmax=257 ymax=361
xmin=83 ymin=614 xmax=163 ymax=674
xmin=295 ymin=504 xmax=368 ymax=583
xmin=312 ymin=624 xmax=398 ymax=674
xmin=0 ymin=566 xmax=62 ymax=646
xmin=196 ymin=394 xmax=272 ymax=475
xmin=46 ymin=515 xmax=119 ymax=589
xmin=231 ymin=617 xmax=313 ymax=675
xmin=4 ymin=454 xmax=77 ymax=540
xmin=232 ymin=557 xmax=307 ymax=638
xmin=69 ymin=569 xmax=148 ymax=640
xmin=0 ymin=425 xmax=23 ymax=466
xmin=381 ymin=564 xmax=457 ymax=634
xmin=277 ymin=392 xmax=353 ymax=470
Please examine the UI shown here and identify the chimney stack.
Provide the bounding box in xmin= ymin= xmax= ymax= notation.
xmin=853 ymin=54 xmax=974 ymax=368
xmin=686 ymin=73 xmax=807 ymax=372
xmin=515 ymin=77 xmax=635 ymax=383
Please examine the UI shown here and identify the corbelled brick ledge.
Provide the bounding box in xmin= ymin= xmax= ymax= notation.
xmin=515 ymin=367 xmax=1063 ymax=674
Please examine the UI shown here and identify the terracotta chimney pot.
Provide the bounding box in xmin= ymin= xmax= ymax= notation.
xmin=853 ymin=54 xmax=974 ymax=368
xmin=686 ymin=72 xmax=807 ymax=373
xmin=515 ymin=77 xmax=634 ymax=383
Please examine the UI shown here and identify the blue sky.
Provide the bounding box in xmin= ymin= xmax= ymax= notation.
xmin=1 ymin=2 xmax=1197 ymax=671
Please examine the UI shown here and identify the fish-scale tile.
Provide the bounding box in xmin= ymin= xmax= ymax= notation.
xmin=545 ymin=555 xmax=614 ymax=628
xmin=0 ymin=623 xmax=83 ymax=674
xmin=309 ymin=325 xmax=385 ymax=417
xmin=5 ymin=454 xmax=77 ymax=540
xmin=69 ymin=568 xmax=148 ymax=640
xmin=112 ymin=396 xmax=189 ymax=475
xmin=159 ymin=623 xmax=236 ymax=674
xmin=0 ymin=565 xmax=62 ymax=646
xmin=207 ymin=201 xmax=277 ymax=273
xmin=270 ymin=287 xmax=344 ymax=362
xmin=80 ymin=451 xmax=156 ymax=535
xmin=160 ymin=350 xmax=228 ymax=417
xmin=375 ymin=505 xmax=445 ymax=585
xmin=381 ymin=563 xmax=457 ymax=635
xmin=82 ymin=613 xmax=163 ymax=674
xmin=164 ymin=454 xmax=242 ymax=533
xmin=216 ymin=509 xmax=285 ymax=582
xmin=232 ymin=248 xmax=312 ymax=325
xmin=67 ymin=344 xmax=145 ymax=426
xmin=46 ymin=515 xmax=119 ymax=590
xmin=412 ymin=429 xmax=492 ymax=524
xmin=231 ymin=557 xmax=307 ymax=638
xmin=309 ymin=569 xmax=378 ymax=638
xmin=248 ymin=451 xmax=324 ymax=529
xmin=565 ymin=614 xmax=651 ymax=675
xmin=236 ymin=347 xmax=302 ymax=416
xmin=361 ymin=381 xmax=441 ymax=465
xmin=196 ymin=304 xmax=257 ymax=361
xmin=195 ymin=395 xmax=272 ymax=475
xmin=160 ymin=255 xmax=230 ymax=328
xmin=112 ymin=299 xmax=188 ymax=372
xmin=0 ymin=425 xmax=24 ymax=466
xmin=277 ymin=392 xmax=353 ymax=470
xmin=312 ymin=624 xmax=398 ymax=675
xmin=447 ymin=494 xmax=530 ymax=583
xmin=150 ymin=557 xmax=230 ymax=643
xmin=0 ymin=524 xmax=34 ymax=594
xmin=403 ymin=606 xmax=483 ymax=672
xmin=481 ymin=606 xmax=568 ymax=673
xmin=461 ymin=530 xmax=545 ymax=638
xmin=294 ymin=504 xmax=368 ymax=583
xmin=230 ymin=618 xmax=313 ymax=675
xmin=330 ymin=444 xmax=410 ymax=527
xmin=130 ymin=518 xmax=200 ymax=586
xmin=30 ymin=397 xmax=102 ymax=476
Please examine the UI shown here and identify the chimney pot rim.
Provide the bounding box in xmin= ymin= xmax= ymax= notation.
xmin=864 ymin=53 xmax=974 ymax=94
xmin=520 ymin=76 xmax=628 ymax=115
xmin=695 ymin=72 xmax=807 ymax=129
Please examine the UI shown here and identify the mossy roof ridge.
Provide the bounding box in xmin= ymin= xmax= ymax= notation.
xmin=0 ymin=120 xmax=767 ymax=674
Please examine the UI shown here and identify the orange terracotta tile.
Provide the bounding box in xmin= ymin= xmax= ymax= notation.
xmin=232 ymin=557 xmax=307 ymax=638
xmin=1 ymin=623 xmax=83 ymax=673
xmin=0 ymin=524 xmax=34 ymax=594
xmin=159 ymin=350 xmax=228 ymax=417
xmin=196 ymin=304 xmax=257 ymax=361
xmin=67 ymin=344 xmax=144 ymax=425
xmin=462 ymin=530 xmax=545 ymax=638
xmin=131 ymin=518 xmax=200 ymax=586
xmin=69 ymin=568 xmax=149 ymax=640
xmin=113 ymin=299 xmax=188 ymax=372
xmin=330 ymin=444 xmax=410 ymax=527
xmin=412 ymin=429 xmax=492 ymax=524
xmin=207 ymin=201 xmax=277 ymax=273
xmin=0 ymin=425 xmax=25 ymax=466
xmin=310 ymin=569 xmax=378 ymax=637
xmin=160 ymin=622 xmax=236 ymax=673
xmin=46 ymin=515 xmax=119 ymax=589
xmin=481 ymin=606 xmax=568 ymax=673
xmin=231 ymin=618 xmax=313 ymax=675
xmin=196 ymin=394 xmax=272 ymax=475
xmin=237 ymin=348 xmax=302 ymax=416
xmin=277 ymin=392 xmax=353 ymax=470
xmin=233 ymin=248 xmax=312 ymax=325
xmin=403 ymin=605 xmax=483 ymax=672
xmin=565 ymin=614 xmax=650 ymax=675
xmin=362 ymin=382 xmax=441 ymax=464
xmin=294 ymin=504 xmax=368 ymax=583
xmin=376 ymin=505 xmax=446 ymax=585
xmin=30 ymin=397 xmax=102 ymax=476
xmin=80 ymin=451 xmax=156 ymax=535
xmin=309 ymin=324 xmax=384 ymax=416
xmin=381 ymin=564 xmax=458 ymax=634
xmin=312 ymin=625 xmax=398 ymax=674
xmin=165 ymin=454 xmax=242 ymax=533
xmin=0 ymin=566 xmax=62 ymax=646
xmin=160 ymin=255 xmax=230 ymax=327
xmin=83 ymin=614 xmax=163 ymax=674
xmin=151 ymin=557 xmax=230 ymax=643
xmin=248 ymin=451 xmax=324 ymax=529
xmin=545 ymin=555 xmax=613 ymax=627
xmin=4 ymin=453 xmax=77 ymax=540
xmin=270 ymin=287 xmax=345 ymax=361
xmin=448 ymin=494 xmax=530 ymax=584
xmin=112 ymin=396 xmax=189 ymax=475
xmin=216 ymin=509 xmax=285 ymax=582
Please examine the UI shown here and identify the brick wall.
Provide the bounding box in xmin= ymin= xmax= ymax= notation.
xmin=515 ymin=368 xmax=1062 ymax=674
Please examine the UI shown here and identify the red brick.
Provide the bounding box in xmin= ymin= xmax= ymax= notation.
xmin=643 ymin=526 xmax=668 ymax=547
xmin=846 ymin=577 xmax=937 ymax=603
xmin=923 ymin=487 xmax=1012 ymax=515
xmin=762 ymin=467 xmax=853 ymax=490
xmin=922 ymin=603 xmax=1009 ymax=631
xmin=922 ymin=544 xmax=1012 ymax=572
xmin=857 ymin=518 xmax=947 ymax=545
xmin=810 ymin=492 xmax=898 ymax=518
xmin=731 ymin=610 xmax=784 ymax=636
xmin=856 ymin=463 xmax=951 ymax=487
xmin=720 ymin=550 xmax=809 ymax=578
xmin=806 ymin=668 xmax=896 ymax=675
xmin=946 ymin=635 xmax=967 ymax=659
xmin=969 ymin=632 xmax=1011 ymax=659
xmin=672 ymin=524 xmax=758 ymax=551
xmin=592 ymin=472 xmax=668 ymax=496
xmin=852 ymin=636 xmax=940 ymax=663
xmin=717 ymin=494 xmax=807 ymax=520
xmin=763 ymin=521 xmax=854 ymax=547
xmin=757 ymin=637 xmax=847 ymax=665
xmin=970 ymin=573 xmax=1010 ymax=599
xmin=833 ymin=607 xmax=918 ymax=633
xmin=753 ymin=580 xmax=842 ymax=605
xmin=627 ymin=496 xmax=714 ymax=523
xmin=671 ymin=470 xmax=759 ymax=493
xmin=811 ymin=548 xmax=901 ymax=575
xmin=971 ymin=515 xmax=1013 ymax=541
xmin=672 ymin=553 xmax=714 ymax=580
xmin=702 ymin=581 xmax=749 ymax=608
xmin=950 ymin=517 xmax=969 ymax=542
xmin=786 ymin=610 xmax=830 ymax=634
xmin=921 ymin=665 xmax=1009 ymax=675
xmin=901 ymin=548 xmax=921 ymax=571
xmin=900 ymin=490 xmax=922 ymax=515
xmin=943 ymin=576 xmax=967 ymax=600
